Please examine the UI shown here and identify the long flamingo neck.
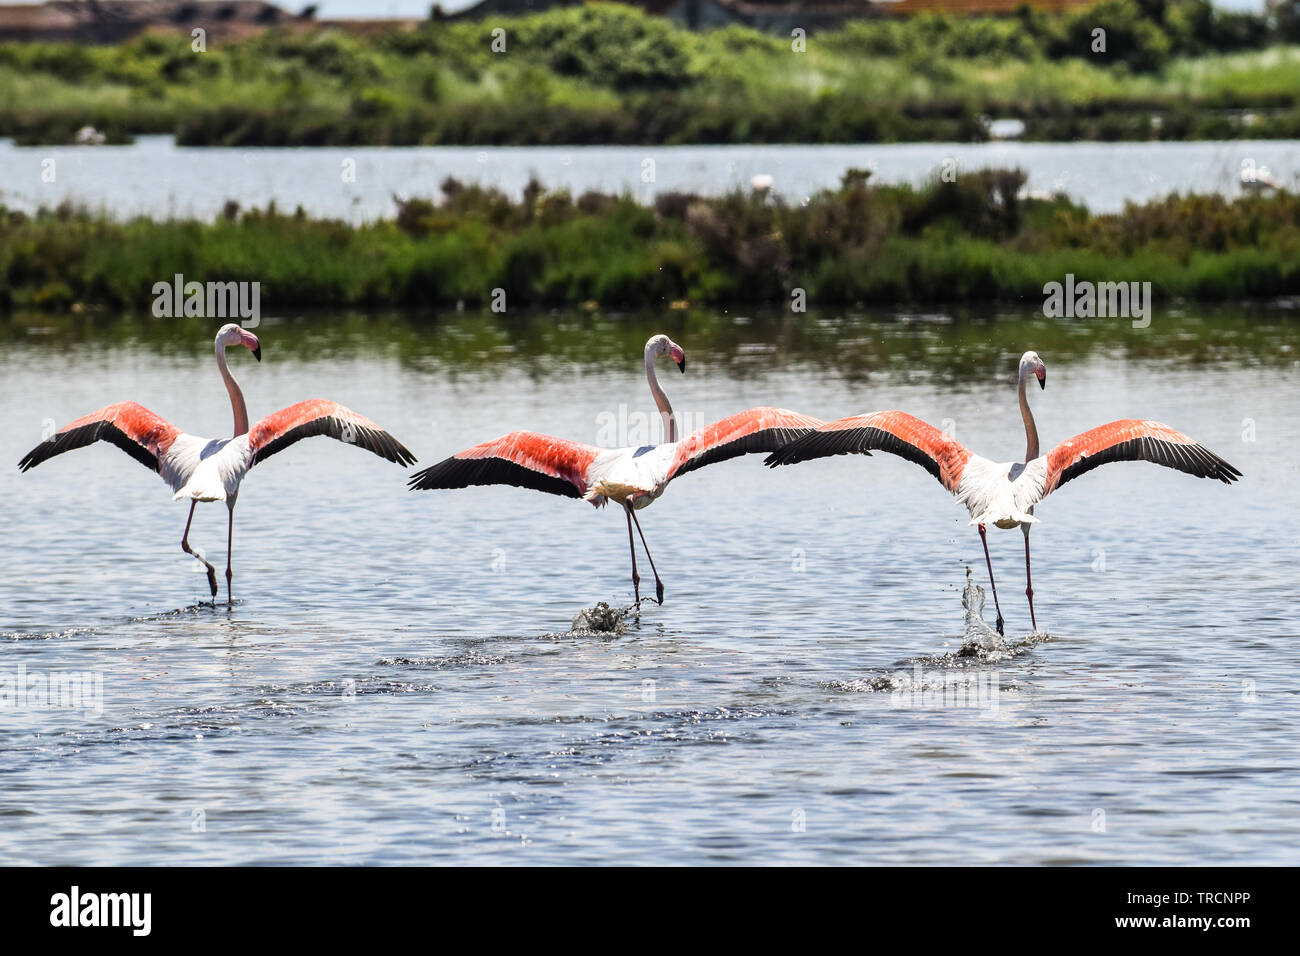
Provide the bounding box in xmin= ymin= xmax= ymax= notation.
xmin=646 ymin=349 xmax=677 ymax=444
xmin=1018 ymin=372 xmax=1040 ymax=461
xmin=217 ymin=342 xmax=250 ymax=437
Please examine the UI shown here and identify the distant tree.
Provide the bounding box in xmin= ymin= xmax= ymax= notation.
xmin=1270 ymin=0 xmax=1300 ymax=41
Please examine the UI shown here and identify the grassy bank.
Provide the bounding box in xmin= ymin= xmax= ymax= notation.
xmin=3 ymin=168 xmax=1298 ymax=310
xmin=3 ymin=3 xmax=1300 ymax=146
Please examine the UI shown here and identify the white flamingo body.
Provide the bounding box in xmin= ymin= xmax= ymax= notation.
xmin=169 ymin=435 xmax=249 ymax=503
xmin=584 ymin=443 xmax=677 ymax=509
xmin=956 ymin=456 xmax=1043 ymax=529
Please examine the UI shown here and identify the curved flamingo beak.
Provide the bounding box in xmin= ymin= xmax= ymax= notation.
xmin=240 ymin=329 xmax=261 ymax=362
xmin=670 ymin=344 xmax=686 ymax=373
xmin=1036 ymin=366 xmax=1046 ymax=389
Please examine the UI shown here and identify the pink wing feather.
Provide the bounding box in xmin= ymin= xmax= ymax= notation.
xmin=765 ymin=410 xmax=971 ymax=492
xmin=1043 ymin=419 xmax=1240 ymax=495
xmin=408 ymin=431 xmax=603 ymax=499
xmin=668 ymin=406 xmax=825 ymax=481
xmin=18 ymin=401 xmax=181 ymax=475
xmin=248 ymin=399 xmax=415 ymax=467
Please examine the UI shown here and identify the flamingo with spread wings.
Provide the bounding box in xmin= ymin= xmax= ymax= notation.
xmin=19 ymin=324 xmax=416 ymax=602
xmin=409 ymin=334 xmax=822 ymax=605
xmin=765 ymin=350 xmax=1241 ymax=634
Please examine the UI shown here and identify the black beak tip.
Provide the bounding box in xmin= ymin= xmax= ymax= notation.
xmin=252 ymin=346 xmax=262 ymax=362
xmin=1038 ymin=375 xmax=1045 ymax=390
xmin=677 ymin=358 xmax=686 ymax=373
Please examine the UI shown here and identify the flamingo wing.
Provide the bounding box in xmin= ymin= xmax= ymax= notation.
xmin=668 ymin=407 xmax=825 ymax=481
xmin=407 ymin=431 xmax=602 ymax=499
xmin=18 ymin=401 xmax=182 ymax=476
xmin=764 ymin=410 xmax=972 ymax=493
xmin=248 ymin=399 xmax=416 ymax=468
xmin=1041 ymin=419 xmax=1241 ymax=497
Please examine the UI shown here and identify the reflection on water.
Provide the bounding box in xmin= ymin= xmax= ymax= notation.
xmin=0 ymin=307 xmax=1296 ymax=864
xmin=5 ymin=302 xmax=1299 ymax=380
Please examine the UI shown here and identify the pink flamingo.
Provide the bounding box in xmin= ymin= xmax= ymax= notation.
xmin=19 ymin=324 xmax=415 ymax=602
xmin=409 ymin=334 xmax=822 ymax=605
xmin=765 ymin=350 xmax=1241 ymax=634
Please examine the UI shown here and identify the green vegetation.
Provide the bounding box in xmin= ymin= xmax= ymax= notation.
xmin=3 ymin=169 xmax=1297 ymax=310
xmin=2 ymin=3 xmax=1300 ymax=145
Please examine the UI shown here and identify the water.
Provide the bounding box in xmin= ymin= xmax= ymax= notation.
xmin=2 ymin=136 xmax=1298 ymax=221
xmin=2 ymin=308 xmax=1298 ymax=864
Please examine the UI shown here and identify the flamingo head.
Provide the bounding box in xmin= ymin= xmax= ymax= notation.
xmin=216 ymin=323 xmax=261 ymax=362
xmin=647 ymin=334 xmax=686 ymax=373
xmin=1019 ymin=350 xmax=1046 ymax=389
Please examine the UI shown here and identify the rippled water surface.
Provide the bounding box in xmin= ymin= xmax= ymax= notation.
xmin=1 ymin=308 xmax=1297 ymax=864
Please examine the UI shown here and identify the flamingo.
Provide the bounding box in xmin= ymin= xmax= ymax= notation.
xmin=19 ymin=323 xmax=416 ymax=603
xmin=765 ymin=350 xmax=1241 ymax=635
xmin=408 ymin=334 xmax=823 ymax=605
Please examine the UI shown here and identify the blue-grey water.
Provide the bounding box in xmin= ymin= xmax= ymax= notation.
xmin=1 ymin=136 xmax=1297 ymax=221
xmin=1 ymin=310 xmax=1297 ymax=864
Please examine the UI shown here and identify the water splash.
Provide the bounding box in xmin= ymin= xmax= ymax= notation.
xmin=823 ymin=568 xmax=1049 ymax=693
xmin=567 ymin=601 xmax=634 ymax=637
xmin=957 ymin=566 xmax=1008 ymax=658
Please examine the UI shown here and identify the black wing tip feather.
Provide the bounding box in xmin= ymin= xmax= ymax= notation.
xmin=17 ymin=445 xmax=43 ymax=472
xmin=676 ymin=426 xmax=822 ymax=479
xmin=253 ymin=417 xmax=417 ymax=468
xmin=408 ymin=455 xmax=582 ymax=499
xmin=1058 ymin=437 xmax=1243 ymax=489
xmin=1203 ymin=446 xmax=1243 ymax=483
xmin=408 ymin=461 xmax=452 ymax=491
xmin=764 ymin=429 xmax=878 ymax=468
xmin=344 ymin=421 xmax=417 ymax=467
xmin=18 ymin=421 xmax=159 ymax=474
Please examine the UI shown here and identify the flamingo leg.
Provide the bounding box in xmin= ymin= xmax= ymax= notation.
xmin=978 ymin=523 xmax=1005 ymax=636
xmin=628 ymin=505 xmax=665 ymax=606
xmin=225 ymin=505 xmax=235 ymax=604
xmin=623 ymin=501 xmax=641 ymax=605
xmin=1023 ymin=524 xmax=1038 ymax=634
xmin=181 ymin=500 xmax=218 ymax=600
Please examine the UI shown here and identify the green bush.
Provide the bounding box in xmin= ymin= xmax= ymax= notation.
xmin=4 ymin=173 xmax=1299 ymax=310
xmin=0 ymin=1 xmax=1295 ymax=145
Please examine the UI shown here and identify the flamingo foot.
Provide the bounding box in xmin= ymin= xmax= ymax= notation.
xmin=995 ymin=613 xmax=1005 ymax=637
xmin=205 ymin=568 xmax=218 ymax=601
xmin=655 ymin=580 xmax=664 ymax=605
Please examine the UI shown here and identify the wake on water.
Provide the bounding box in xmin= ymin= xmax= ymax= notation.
xmin=822 ymin=567 xmax=1050 ymax=695
xmin=3 ymin=599 xmax=242 ymax=641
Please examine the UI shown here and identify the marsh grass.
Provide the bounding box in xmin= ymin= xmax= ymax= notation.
xmin=3 ymin=170 xmax=1297 ymax=310
xmin=1 ymin=4 xmax=1299 ymax=145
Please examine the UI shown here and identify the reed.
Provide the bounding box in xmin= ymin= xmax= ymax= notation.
xmin=3 ymin=171 xmax=1297 ymax=310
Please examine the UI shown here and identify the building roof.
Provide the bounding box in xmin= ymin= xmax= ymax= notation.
xmin=0 ymin=1 xmax=303 ymax=42
xmin=880 ymin=0 xmax=1089 ymax=14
